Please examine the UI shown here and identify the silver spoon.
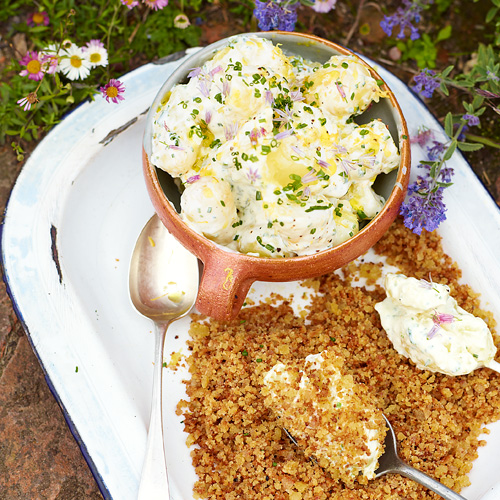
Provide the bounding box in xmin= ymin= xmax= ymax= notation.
xmin=376 ymin=415 xmax=467 ymax=500
xmin=284 ymin=415 xmax=467 ymax=499
xmin=129 ymin=214 xmax=199 ymax=499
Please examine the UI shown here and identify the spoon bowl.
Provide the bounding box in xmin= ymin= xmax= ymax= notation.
xmin=129 ymin=214 xmax=199 ymax=499
xmin=376 ymin=415 xmax=467 ymax=500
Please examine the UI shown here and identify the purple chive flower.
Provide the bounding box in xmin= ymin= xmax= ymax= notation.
xmin=380 ymin=0 xmax=432 ymax=41
xmin=291 ymin=145 xmax=305 ymax=157
xmin=186 ymin=175 xmax=201 ymax=183
xmin=412 ymin=69 xmax=440 ymax=98
xmin=222 ymin=78 xmax=231 ymax=97
xmin=253 ymin=0 xmax=298 ymax=32
xmin=428 ymin=311 xmax=454 ymax=339
xmin=462 ymin=114 xmax=480 ymax=127
xmin=198 ymin=79 xmax=211 ymax=98
xmin=204 ymin=109 xmax=212 ymax=124
xmin=335 ymin=82 xmax=347 ymax=100
xmin=187 ymin=67 xmax=202 ymax=79
xmin=211 ymin=65 xmax=222 ymax=76
xmin=357 ymin=152 xmax=376 ymax=167
xmin=249 ymin=127 xmax=266 ymax=145
xmin=302 ymin=169 xmax=319 ymax=184
xmin=290 ymin=90 xmax=304 ymax=102
xmin=247 ymin=167 xmax=261 ymax=183
xmin=265 ymin=90 xmax=274 ymax=106
xmin=316 ymin=158 xmax=331 ymax=169
xmin=224 ymin=122 xmax=239 ymax=141
xmin=275 ymin=129 xmax=293 ymax=140
xmin=274 ymin=105 xmax=293 ymax=124
xmin=331 ymin=144 xmax=347 ymax=155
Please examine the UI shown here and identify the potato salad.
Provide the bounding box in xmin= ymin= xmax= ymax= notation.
xmin=151 ymin=35 xmax=400 ymax=257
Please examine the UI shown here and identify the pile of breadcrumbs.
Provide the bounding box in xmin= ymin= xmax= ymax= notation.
xmin=177 ymin=218 xmax=500 ymax=500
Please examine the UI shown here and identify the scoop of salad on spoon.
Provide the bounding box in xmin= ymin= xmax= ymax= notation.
xmin=375 ymin=273 xmax=500 ymax=376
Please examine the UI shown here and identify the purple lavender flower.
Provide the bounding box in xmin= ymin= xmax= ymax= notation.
xmin=253 ymin=0 xmax=298 ymax=32
xmin=426 ymin=140 xmax=447 ymax=161
xmin=380 ymin=0 xmax=433 ymax=40
xmin=412 ymin=69 xmax=440 ymax=98
xmin=462 ymin=113 xmax=480 ymax=127
xmin=400 ymin=179 xmax=447 ymax=235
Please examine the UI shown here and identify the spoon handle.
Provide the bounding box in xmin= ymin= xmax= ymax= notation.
xmin=138 ymin=322 xmax=170 ymax=500
xmin=396 ymin=461 xmax=467 ymax=500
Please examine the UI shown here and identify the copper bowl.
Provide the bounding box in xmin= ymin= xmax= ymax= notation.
xmin=143 ymin=32 xmax=411 ymax=321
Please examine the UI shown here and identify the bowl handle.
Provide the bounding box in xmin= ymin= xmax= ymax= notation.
xmin=195 ymin=256 xmax=254 ymax=321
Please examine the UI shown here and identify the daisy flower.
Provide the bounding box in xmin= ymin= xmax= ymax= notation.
xmin=59 ymin=44 xmax=92 ymax=81
xmin=174 ymin=14 xmax=191 ymax=29
xmin=83 ymin=39 xmax=109 ymax=68
xmin=27 ymin=11 xmax=49 ymax=27
xmin=312 ymin=0 xmax=337 ymax=13
xmin=121 ymin=0 xmax=140 ymax=7
xmin=100 ymin=79 xmax=126 ymax=104
xmin=40 ymin=44 xmax=63 ymax=74
xmin=19 ymin=51 xmax=46 ymax=81
xmin=143 ymin=0 xmax=169 ymax=10
xmin=17 ymin=92 xmax=39 ymax=112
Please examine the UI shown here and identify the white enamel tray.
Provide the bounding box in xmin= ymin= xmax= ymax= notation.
xmin=2 ymin=48 xmax=500 ymax=500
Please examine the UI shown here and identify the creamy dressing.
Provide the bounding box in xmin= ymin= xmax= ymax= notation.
xmin=151 ymin=35 xmax=400 ymax=257
xmin=375 ymin=273 xmax=497 ymax=376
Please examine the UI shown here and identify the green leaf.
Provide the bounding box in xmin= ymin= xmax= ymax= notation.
xmin=439 ymin=81 xmax=450 ymax=96
xmin=444 ymin=112 xmax=454 ymax=137
xmin=486 ymin=7 xmax=499 ymax=23
xmin=457 ymin=142 xmax=484 ymax=152
xmin=436 ymin=25 xmax=452 ymax=43
xmin=443 ymin=141 xmax=457 ymax=161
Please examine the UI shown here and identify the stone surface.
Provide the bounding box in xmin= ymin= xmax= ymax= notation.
xmin=0 ymin=144 xmax=103 ymax=499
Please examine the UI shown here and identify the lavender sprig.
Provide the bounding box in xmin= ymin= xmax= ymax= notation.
xmin=380 ymin=0 xmax=434 ymax=41
xmin=400 ymin=115 xmax=483 ymax=235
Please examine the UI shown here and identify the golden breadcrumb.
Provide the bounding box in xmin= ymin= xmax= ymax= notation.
xmin=178 ymin=218 xmax=500 ymax=500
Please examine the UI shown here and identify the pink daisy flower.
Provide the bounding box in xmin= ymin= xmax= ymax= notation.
xmin=27 ymin=11 xmax=49 ymax=27
xmin=19 ymin=51 xmax=46 ymax=81
xmin=100 ymin=79 xmax=126 ymax=104
xmin=312 ymin=0 xmax=337 ymax=13
xmin=143 ymin=0 xmax=169 ymax=10
xmin=120 ymin=0 xmax=140 ymax=7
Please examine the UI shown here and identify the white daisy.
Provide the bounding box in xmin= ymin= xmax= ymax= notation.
xmin=83 ymin=39 xmax=108 ymax=68
xmin=59 ymin=44 xmax=92 ymax=80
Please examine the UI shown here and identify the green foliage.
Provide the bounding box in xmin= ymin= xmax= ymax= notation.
xmin=1 ymin=0 xmax=202 ymax=151
xmin=396 ymin=25 xmax=451 ymax=69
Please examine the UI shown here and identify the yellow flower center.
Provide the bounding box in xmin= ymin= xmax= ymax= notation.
xmin=27 ymin=59 xmax=41 ymax=74
xmin=90 ymin=53 xmax=101 ymax=63
xmin=70 ymin=55 xmax=82 ymax=68
xmin=106 ymin=86 xmax=119 ymax=98
xmin=32 ymin=12 xmax=45 ymax=24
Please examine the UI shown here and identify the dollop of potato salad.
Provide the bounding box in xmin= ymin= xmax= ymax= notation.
xmin=151 ymin=35 xmax=400 ymax=257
